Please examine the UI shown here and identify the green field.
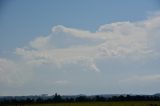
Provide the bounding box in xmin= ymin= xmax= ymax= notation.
xmin=4 ymin=101 xmax=160 ymax=106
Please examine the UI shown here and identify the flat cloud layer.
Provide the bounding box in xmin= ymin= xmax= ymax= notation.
xmin=1 ymin=13 xmax=160 ymax=95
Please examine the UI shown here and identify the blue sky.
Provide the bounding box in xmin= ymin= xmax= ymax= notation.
xmin=0 ymin=0 xmax=160 ymax=96
xmin=1 ymin=0 xmax=159 ymax=51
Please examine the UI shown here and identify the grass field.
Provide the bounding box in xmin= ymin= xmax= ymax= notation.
xmin=4 ymin=101 xmax=160 ymax=106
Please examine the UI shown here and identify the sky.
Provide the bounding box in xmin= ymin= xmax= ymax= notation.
xmin=0 ymin=0 xmax=160 ymax=96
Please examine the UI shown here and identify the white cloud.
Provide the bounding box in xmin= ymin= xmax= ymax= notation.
xmin=0 ymin=58 xmax=16 ymax=84
xmin=30 ymin=36 xmax=51 ymax=50
xmin=15 ymin=14 xmax=160 ymax=72
xmin=16 ymin=47 xmax=100 ymax=72
xmin=1 ymin=13 xmax=160 ymax=95
xmin=0 ymin=58 xmax=33 ymax=86
xmin=52 ymin=25 xmax=105 ymax=40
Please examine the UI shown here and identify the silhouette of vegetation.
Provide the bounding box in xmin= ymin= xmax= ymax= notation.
xmin=52 ymin=93 xmax=64 ymax=103
xmin=94 ymin=95 xmax=106 ymax=102
xmin=0 ymin=93 xmax=160 ymax=106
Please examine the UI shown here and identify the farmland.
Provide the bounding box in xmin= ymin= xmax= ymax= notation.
xmin=2 ymin=101 xmax=160 ymax=106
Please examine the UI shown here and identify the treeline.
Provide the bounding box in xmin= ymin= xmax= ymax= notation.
xmin=1 ymin=93 xmax=160 ymax=105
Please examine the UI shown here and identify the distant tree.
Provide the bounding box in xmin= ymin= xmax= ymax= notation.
xmin=26 ymin=98 xmax=34 ymax=103
xmin=75 ymin=96 xmax=89 ymax=102
xmin=36 ymin=97 xmax=43 ymax=103
xmin=11 ymin=98 xmax=18 ymax=104
xmin=53 ymin=93 xmax=63 ymax=103
xmin=65 ymin=98 xmax=74 ymax=102
xmin=46 ymin=98 xmax=52 ymax=103
xmin=94 ymin=96 xmax=106 ymax=102
xmin=119 ymin=95 xmax=125 ymax=101
xmin=125 ymin=95 xmax=130 ymax=101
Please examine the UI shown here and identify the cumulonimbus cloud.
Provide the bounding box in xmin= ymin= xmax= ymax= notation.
xmin=0 ymin=12 xmax=160 ymax=88
xmin=15 ymin=14 xmax=160 ymax=72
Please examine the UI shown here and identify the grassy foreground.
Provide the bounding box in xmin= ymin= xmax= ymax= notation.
xmin=8 ymin=101 xmax=160 ymax=106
